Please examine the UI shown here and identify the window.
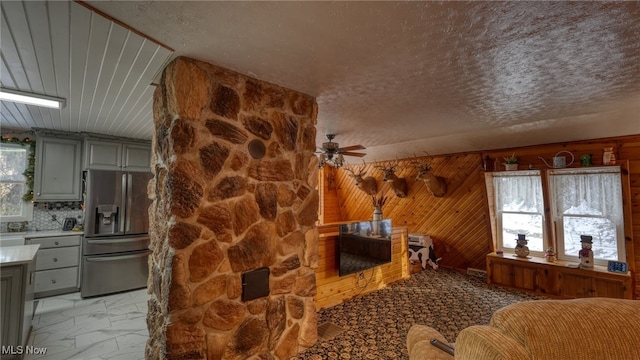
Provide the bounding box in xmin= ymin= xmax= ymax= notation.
xmin=548 ymin=167 xmax=625 ymax=264
xmin=490 ymin=164 xmax=627 ymax=266
xmin=493 ymin=170 xmax=545 ymax=254
xmin=0 ymin=143 xmax=33 ymax=221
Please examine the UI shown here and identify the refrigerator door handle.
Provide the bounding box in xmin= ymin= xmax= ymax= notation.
xmin=85 ymin=252 xmax=150 ymax=262
xmin=86 ymin=237 xmax=149 ymax=245
xmin=120 ymin=173 xmax=127 ymax=233
xmin=126 ymin=173 xmax=133 ymax=233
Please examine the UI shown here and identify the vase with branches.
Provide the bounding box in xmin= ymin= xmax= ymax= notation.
xmin=371 ymin=195 xmax=388 ymax=209
xmin=370 ymin=195 xmax=387 ymax=235
xmin=371 ymin=195 xmax=388 ymax=222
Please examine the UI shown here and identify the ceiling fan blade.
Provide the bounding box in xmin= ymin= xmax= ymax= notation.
xmin=340 ymin=151 xmax=366 ymax=157
xmin=338 ymin=145 xmax=365 ymax=151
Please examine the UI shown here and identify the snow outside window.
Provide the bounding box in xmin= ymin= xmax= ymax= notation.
xmin=548 ymin=167 xmax=624 ymax=264
xmin=493 ymin=171 xmax=544 ymax=254
xmin=0 ymin=143 xmax=33 ymax=221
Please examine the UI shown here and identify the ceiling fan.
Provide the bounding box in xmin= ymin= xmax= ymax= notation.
xmin=317 ymin=134 xmax=366 ymax=168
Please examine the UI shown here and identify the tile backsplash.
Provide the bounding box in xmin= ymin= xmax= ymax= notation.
xmin=1 ymin=201 xmax=84 ymax=232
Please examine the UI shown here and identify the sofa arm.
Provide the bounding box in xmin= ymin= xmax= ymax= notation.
xmin=454 ymin=325 xmax=531 ymax=360
xmin=407 ymin=325 xmax=453 ymax=360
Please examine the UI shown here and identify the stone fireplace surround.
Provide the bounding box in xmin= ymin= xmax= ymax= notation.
xmin=146 ymin=56 xmax=320 ymax=359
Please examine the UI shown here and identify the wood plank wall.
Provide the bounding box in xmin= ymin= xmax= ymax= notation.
xmin=314 ymin=224 xmax=409 ymax=310
xmin=323 ymin=154 xmax=493 ymax=272
xmin=319 ymin=165 xmax=342 ymax=224
xmin=482 ymin=135 xmax=640 ymax=299
xmin=319 ymin=134 xmax=640 ymax=299
xmin=625 ymin=138 xmax=640 ymax=299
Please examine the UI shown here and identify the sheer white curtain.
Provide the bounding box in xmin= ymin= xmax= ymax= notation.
xmin=495 ymin=173 xmax=544 ymax=213
xmin=493 ymin=171 xmax=544 ymax=252
xmin=548 ymin=168 xmax=624 ymax=262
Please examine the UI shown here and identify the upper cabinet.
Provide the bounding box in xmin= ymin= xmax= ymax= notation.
xmin=34 ymin=136 xmax=82 ymax=201
xmin=84 ymin=139 xmax=151 ymax=172
xmin=122 ymin=143 xmax=152 ymax=171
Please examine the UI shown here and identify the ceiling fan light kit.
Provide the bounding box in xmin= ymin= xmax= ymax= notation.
xmin=0 ymin=88 xmax=66 ymax=109
xmin=317 ymin=134 xmax=365 ymax=169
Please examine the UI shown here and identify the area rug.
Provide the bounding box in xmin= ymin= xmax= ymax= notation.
xmin=293 ymin=268 xmax=547 ymax=359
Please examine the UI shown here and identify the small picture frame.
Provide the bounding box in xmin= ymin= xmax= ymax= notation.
xmin=607 ymin=260 xmax=628 ymax=273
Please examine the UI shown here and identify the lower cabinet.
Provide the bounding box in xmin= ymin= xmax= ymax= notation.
xmin=26 ymin=235 xmax=81 ymax=298
xmin=34 ymin=267 xmax=79 ymax=295
xmin=489 ymin=260 xmax=537 ymax=292
xmin=486 ymin=253 xmax=631 ymax=299
xmin=559 ymin=273 xmax=627 ymax=299
xmin=0 ymin=259 xmax=36 ymax=359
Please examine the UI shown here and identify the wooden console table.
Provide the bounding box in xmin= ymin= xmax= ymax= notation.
xmin=486 ymin=252 xmax=632 ymax=299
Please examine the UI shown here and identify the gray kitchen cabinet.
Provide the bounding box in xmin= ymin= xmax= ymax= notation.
xmin=83 ymin=139 xmax=122 ymax=169
xmin=84 ymin=139 xmax=151 ymax=171
xmin=26 ymin=235 xmax=81 ymax=298
xmin=0 ymin=247 xmax=37 ymax=359
xmin=122 ymin=143 xmax=152 ymax=171
xmin=34 ymin=136 xmax=82 ymax=201
xmin=1 ymin=267 xmax=24 ymax=354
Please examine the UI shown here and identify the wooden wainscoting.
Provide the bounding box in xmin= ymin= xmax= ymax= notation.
xmin=486 ymin=253 xmax=632 ymax=299
xmin=314 ymin=224 xmax=409 ymax=310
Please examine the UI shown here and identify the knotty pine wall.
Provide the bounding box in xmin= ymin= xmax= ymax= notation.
xmin=322 ymin=153 xmax=493 ymax=272
xmin=319 ymin=135 xmax=640 ymax=299
xmin=319 ymin=165 xmax=342 ymax=224
xmin=482 ymin=135 xmax=640 ymax=299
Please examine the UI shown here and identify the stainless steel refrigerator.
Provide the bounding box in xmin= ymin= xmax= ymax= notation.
xmin=81 ymin=169 xmax=152 ymax=298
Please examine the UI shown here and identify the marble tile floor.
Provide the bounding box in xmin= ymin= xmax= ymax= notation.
xmin=24 ymin=289 xmax=149 ymax=360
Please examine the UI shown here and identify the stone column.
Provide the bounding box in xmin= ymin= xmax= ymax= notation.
xmin=146 ymin=56 xmax=319 ymax=360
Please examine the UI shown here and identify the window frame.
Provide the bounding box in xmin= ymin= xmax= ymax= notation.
xmin=548 ymin=166 xmax=625 ymax=265
xmin=492 ymin=170 xmax=546 ymax=256
xmin=0 ymin=142 xmax=33 ymax=222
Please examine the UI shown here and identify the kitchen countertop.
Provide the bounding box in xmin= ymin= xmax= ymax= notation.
xmin=1 ymin=230 xmax=84 ymax=238
xmin=0 ymin=244 xmax=40 ymax=266
xmin=26 ymin=230 xmax=84 ymax=238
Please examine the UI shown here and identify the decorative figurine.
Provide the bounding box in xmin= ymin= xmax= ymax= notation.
xmin=514 ymin=234 xmax=530 ymax=258
xmin=578 ymin=235 xmax=594 ymax=269
xmin=545 ymin=247 xmax=557 ymax=262
xmin=603 ymin=147 xmax=616 ymax=165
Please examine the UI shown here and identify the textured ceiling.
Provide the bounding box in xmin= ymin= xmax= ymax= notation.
xmin=3 ymin=1 xmax=640 ymax=161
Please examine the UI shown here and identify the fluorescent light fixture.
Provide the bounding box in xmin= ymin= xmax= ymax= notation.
xmin=0 ymin=88 xmax=65 ymax=109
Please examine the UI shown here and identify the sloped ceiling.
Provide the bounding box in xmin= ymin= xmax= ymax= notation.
xmin=2 ymin=1 xmax=639 ymax=161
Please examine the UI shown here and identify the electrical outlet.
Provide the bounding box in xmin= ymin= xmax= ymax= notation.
xmin=51 ymin=215 xmax=57 ymax=221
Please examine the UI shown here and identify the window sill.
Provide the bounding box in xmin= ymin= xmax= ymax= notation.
xmin=487 ymin=252 xmax=630 ymax=277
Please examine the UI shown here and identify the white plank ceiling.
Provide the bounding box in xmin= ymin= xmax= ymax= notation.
xmin=0 ymin=1 xmax=173 ymax=140
xmin=1 ymin=1 xmax=639 ymax=159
